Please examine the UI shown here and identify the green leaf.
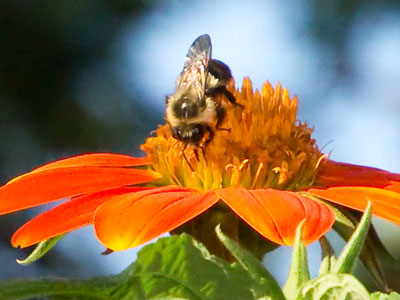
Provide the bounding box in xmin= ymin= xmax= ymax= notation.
xmin=283 ymin=220 xmax=310 ymax=300
xmin=318 ymin=236 xmax=336 ymax=275
xmin=0 ymin=234 xmax=283 ymax=300
xmin=332 ymin=202 xmax=372 ymax=274
xmin=118 ymin=233 xmax=276 ymax=300
xmin=16 ymin=234 xmax=65 ymax=265
xmin=215 ymin=225 xmax=286 ymax=300
xmin=371 ymin=291 xmax=400 ymax=300
xmin=298 ymin=273 xmax=371 ymax=300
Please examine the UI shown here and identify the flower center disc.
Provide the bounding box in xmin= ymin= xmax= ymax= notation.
xmin=142 ymin=78 xmax=323 ymax=191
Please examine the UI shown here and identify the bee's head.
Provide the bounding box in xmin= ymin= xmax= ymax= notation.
xmin=170 ymin=123 xmax=205 ymax=146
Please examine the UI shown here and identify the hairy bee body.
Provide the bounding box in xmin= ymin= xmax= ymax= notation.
xmin=166 ymin=34 xmax=237 ymax=148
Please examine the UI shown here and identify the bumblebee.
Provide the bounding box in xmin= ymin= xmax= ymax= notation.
xmin=166 ymin=34 xmax=240 ymax=156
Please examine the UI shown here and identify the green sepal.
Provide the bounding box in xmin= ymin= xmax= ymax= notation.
xmin=16 ymin=234 xmax=65 ymax=265
xmin=215 ymin=225 xmax=286 ymax=300
xmin=283 ymin=220 xmax=310 ymax=300
xmin=297 ymin=273 xmax=371 ymax=300
xmin=332 ymin=202 xmax=371 ymax=274
xmin=318 ymin=236 xmax=336 ymax=274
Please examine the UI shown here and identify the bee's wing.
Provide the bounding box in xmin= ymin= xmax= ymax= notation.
xmin=179 ymin=35 xmax=212 ymax=101
xmin=186 ymin=34 xmax=211 ymax=62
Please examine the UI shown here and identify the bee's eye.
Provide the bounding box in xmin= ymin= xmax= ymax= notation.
xmin=171 ymin=124 xmax=204 ymax=145
xmin=190 ymin=124 xmax=204 ymax=143
xmin=170 ymin=127 xmax=182 ymax=139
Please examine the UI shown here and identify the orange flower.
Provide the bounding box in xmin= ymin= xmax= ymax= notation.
xmin=1 ymin=78 xmax=399 ymax=253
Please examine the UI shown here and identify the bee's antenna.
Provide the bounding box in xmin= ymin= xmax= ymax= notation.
xmin=181 ymin=143 xmax=195 ymax=172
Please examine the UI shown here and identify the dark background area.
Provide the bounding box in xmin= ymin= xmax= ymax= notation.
xmin=1 ymin=0 xmax=400 ymax=291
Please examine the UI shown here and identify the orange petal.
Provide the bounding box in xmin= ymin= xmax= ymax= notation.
xmin=307 ymin=186 xmax=400 ymax=225
xmin=94 ymin=187 xmax=219 ymax=251
xmin=12 ymin=187 xmax=148 ymax=248
xmin=386 ymin=182 xmax=400 ymax=193
xmin=22 ymin=153 xmax=148 ymax=176
xmin=0 ymin=167 xmax=160 ymax=215
xmin=216 ymin=187 xmax=335 ymax=246
xmin=316 ymin=160 xmax=400 ymax=188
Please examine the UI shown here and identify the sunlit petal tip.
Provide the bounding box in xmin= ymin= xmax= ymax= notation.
xmin=316 ymin=159 xmax=400 ymax=189
xmin=0 ymin=166 xmax=160 ymax=216
xmin=216 ymin=187 xmax=335 ymax=246
xmin=94 ymin=187 xmax=219 ymax=251
xmin=32 ymin=153 xmax=150 ymax=173
xmin=6 ymin=154 xmax=151 ymax=186
xmin=385 ymin=182 xmax=400 ymax=193
xmin=306 ymin=186 xmax=400 ymax=226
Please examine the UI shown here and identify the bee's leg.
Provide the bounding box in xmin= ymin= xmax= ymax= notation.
xmin=181 ymin=143 xmax=195 ymax=172
xmin=200 ymin=125 xmax=214 ymax=166
xmin=206 ymin=86 xmax=243 ymax=108
xmin=223 ymin=88 xmax=242 ymax=108
xmin=216 ymin=105 xmax=230 ymax=132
